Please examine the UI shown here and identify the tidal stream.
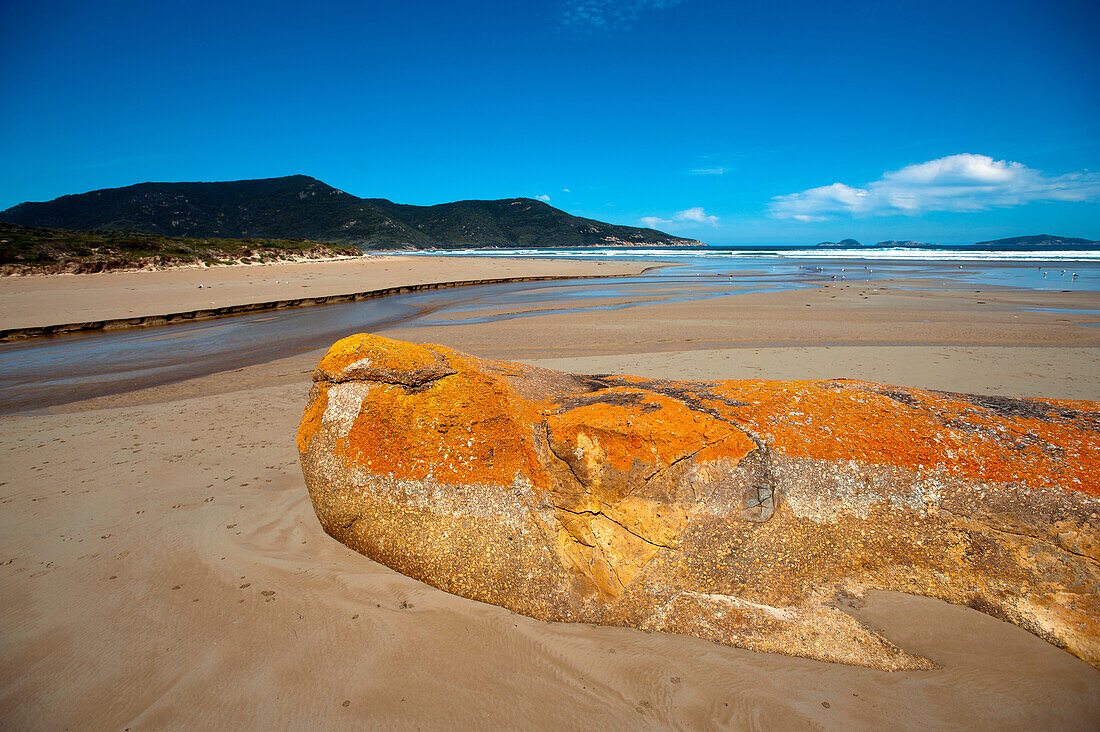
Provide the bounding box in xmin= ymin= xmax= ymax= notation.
xmin=2 ymin=256 xmax=1097 ymax=414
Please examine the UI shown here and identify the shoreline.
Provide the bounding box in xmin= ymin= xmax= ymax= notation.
xmin=0 ymin=272 xmax=644 ymax=342
xmin=0 ymin=255 xmax=656 ymax=333
xmin=4 ymin=273 xmax=1098 ymax=414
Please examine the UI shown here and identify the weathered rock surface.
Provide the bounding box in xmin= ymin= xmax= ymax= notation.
xmin=298 ymin=333 xmax=1100 ymax=670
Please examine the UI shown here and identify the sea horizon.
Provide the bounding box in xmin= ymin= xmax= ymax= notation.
xmin=389 ymin=244 xmax=1100 ymax=261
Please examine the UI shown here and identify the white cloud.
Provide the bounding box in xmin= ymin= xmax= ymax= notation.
xmin=768 ymin=154 xmax=1100 ymax=221
xmin=563 ymin=188 xmax=571 ymax=193
xmin=690 ymin=167 xmax=727 ymax=176
xmin=641 ymin=207 xmax=720 ymax=229
xmin=674 ymin=207 xmax=720 ymax=226
xmin=536 ymin=194 xmax=551 ymax=201
xmin=559 ymin=0 xmax=680 ymax=32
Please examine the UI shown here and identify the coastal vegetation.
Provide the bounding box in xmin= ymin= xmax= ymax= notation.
xmin=0 ymin=222 xmax=361 ymax=275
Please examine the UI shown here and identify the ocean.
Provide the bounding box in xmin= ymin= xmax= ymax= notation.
xmin=384 ymin=246 xmax=1100 ymax=292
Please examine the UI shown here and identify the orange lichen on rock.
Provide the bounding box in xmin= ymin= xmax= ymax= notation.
xmin=295 ymin=383 xmax=329 ymax=453
xmin=548 ymin=389 xmax=754 ymax=469
xmin=545 ymin=389 xmax=756 ymax=505
xmin=709 ymin=379 xmax=1100 ymax=495
xmin=334 ymin=364 xmax=550 ymax=489
xmin=299 ymin=333 xmax=1100 ymax=671
xmin=315 ymin=333 xmax=448 ymax=382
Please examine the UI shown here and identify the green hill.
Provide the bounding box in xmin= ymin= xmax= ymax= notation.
xmin=0 ymin=175 xmax=699 ymax=249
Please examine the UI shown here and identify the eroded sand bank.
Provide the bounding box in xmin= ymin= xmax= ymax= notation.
xmin=1 ymin=264 xmax=1099 ymax=729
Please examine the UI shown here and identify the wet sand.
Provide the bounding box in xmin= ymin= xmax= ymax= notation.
xmin=389 ymin=280 xmax=1100 ymax=400
xmin=1 ymin=267 xmax=1099 ymax=729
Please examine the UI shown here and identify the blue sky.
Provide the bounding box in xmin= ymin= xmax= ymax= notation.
xmin=2 ymin=0 xmax=1098 ymax=245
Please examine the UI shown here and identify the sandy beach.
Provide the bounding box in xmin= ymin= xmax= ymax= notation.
xmin=0 ymin=255 xmax=652 ymax=331
xmin=2 ymin=258 xmax=1099 ymax=729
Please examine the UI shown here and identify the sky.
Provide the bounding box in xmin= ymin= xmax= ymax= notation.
xmin=2 ymin=0 xmax=1098 ymax=245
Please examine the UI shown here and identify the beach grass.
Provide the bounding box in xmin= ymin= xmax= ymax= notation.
xmin=0 ymin=222 xmax=362 ymax=273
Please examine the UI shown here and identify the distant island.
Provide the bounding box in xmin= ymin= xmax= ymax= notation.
xmin=813 ymin=235 xmax=1099 ymax=249
xmin=970 ymin=234 xmax=1100 ymax=249
xmin=0 ymin=175 xmax=699 ymax=250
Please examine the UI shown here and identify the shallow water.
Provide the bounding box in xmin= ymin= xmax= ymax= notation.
xmin=393 ymin=247 xmax=1100 ymax=292
xmin=1 ymin=254 xmax=1098 ymax=413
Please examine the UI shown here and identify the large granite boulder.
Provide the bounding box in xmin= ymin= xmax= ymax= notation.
xmin=298 ymin=333 xmax=1100 ymax=670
